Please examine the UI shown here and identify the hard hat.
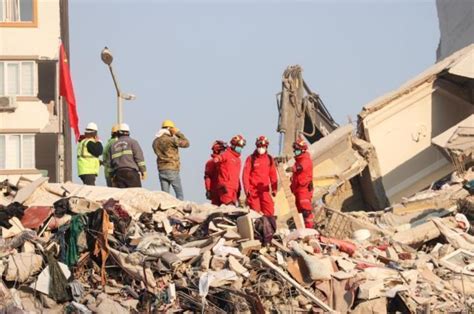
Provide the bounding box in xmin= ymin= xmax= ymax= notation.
xmin=162 ymin=120 xmax=176 ymax=129
xmin=85 ymin=122 xmax=98 ymax=131
xmin=255 ymin=135 xmax=269 ymax=148
xmin=212 ymin=140 xmax=227 ymax=154
xmin=292 ymin=137 xmax=308 ymax=151
xmin=119 ymin=123 xmax=130 ymax=132
xmin=230 ymin=135 xmax=246 ymax=147
xmin=111 ymin=124 xmax=119 ymax=133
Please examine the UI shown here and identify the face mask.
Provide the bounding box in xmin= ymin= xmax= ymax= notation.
xmin=257 ymin=147 xmax=266 ymax=155
xmin=234 ymin=146 xmax=243 ymax=154
xmin=294 ymin=149 xmax=302 ymax=156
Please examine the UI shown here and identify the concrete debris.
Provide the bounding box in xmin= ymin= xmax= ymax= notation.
xmin=0 ymin=158 xmax=474 ymax=312
xmin=4 ymin=253 xmax=43 ymax=283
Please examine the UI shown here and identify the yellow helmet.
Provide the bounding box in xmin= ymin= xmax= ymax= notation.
xmin=111 ymin=124 xmax=119 ymax=133
xmin=162 ymin=120 xmax=176 ymax=128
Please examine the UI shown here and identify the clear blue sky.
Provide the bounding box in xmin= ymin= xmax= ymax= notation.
xmin=69 ymin=0 xmax=439 ymax=203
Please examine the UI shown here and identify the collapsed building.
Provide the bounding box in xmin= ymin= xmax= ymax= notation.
xmin=275 ymin=44 xmax=474 ymax=215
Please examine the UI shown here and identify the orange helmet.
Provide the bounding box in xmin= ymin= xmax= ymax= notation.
xmin=292 ymin=138 xmax=308 ymax=151
xmin=255 ymin=136 xmax=269 ymax=148
xmin=211 ymin=140 xmax=227 ymax=154
xmin=230 ymin=135 xmax=246 ymax=147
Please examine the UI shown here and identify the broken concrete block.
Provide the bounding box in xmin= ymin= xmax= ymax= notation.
xmin=1 ymin=217 xmax=25 ymax=238
xmin=176 ymin=247 xmax=200 ymax=261
xmin=228 ymin=255 xmax=249 ymax=277
xmin=237 ymin=214 xmax=254 ymax=240
xmin=162 ymin=218 xmax=172 ymax=234
xmin=167 ymin=283 xmax=176 ymax=303
xmin=224 ymin=229 xmax=241 ymax=240
xmin=96 ymin=293 xmax=129 ymax=314
xmin=386 ymin=247 xmax=399 ymax=262
xmin=351 ymin=297 xmax=387 ymax=314
xmin=335 ymin=257 xmax=356 ymax=272
xmin=276 ymin=251 xmax=286 ymax=266
xmin=13 ymin=177 xmax=48 ymax=204
xmin=5 ymin=253 xmax=43 ymax=283
xmin=200 ymin=250 xmax=212 ymax=271
xmin=358 ymin=280 xmax=385 ymax=300
xmin=68 ymin=197 xmax=101 ymax=214
xmin=239 ymin=240 xmax=261 ymax=256
xmin=210 ymin=256 xmax=227 ymax=271
xmin=22 ymin=241 xmax=35 ymax=253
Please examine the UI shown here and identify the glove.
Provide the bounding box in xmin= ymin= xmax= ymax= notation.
xmin=170 ymin=127 xmax=180 ymax=135
xmin=141 ymin=172 xmax=147 ymax=180
xmin=206 ymin=191 xmax=211 ymax=200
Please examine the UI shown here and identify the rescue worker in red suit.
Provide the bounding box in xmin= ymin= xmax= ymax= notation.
xmin=204 ymin=140 xmax=227 ymax=205
xmin=242 ymin=136 xmax=278 ymax=217
xmin=287 ymin=138 xmax=314 ymax=228
xmin=214 ymin=135 xmax=246 ymax=206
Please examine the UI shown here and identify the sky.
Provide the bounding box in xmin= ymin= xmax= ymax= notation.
xmin=69 ymin=0 xmax=439 ymax=203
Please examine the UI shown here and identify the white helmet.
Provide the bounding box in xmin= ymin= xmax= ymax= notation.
xmin=119 ymin=123 xmax=130 ymax=132
xmin=85 ymin=122 xmax=98 ymax=132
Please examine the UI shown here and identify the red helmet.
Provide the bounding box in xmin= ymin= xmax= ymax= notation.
xmin=230 ymin=135 xmax=246 ymax=147
xmin=292 ymin=138 xmax=308 ymax=151
xmin=211 ymin=140 xmax=227 ymax=154
xmin=255 ymin=136 xmax=269 ymax=148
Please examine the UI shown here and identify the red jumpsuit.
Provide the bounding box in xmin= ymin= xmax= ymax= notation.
xmin=204 ymin=154 xmax=220 ymax=205
xmin=290 ymin=151 xmax=314 ymax=228
xmin=242 ymin=152 xmax=278 ymax=216
xmin=214 ymin=148 xmax=242 ymax=205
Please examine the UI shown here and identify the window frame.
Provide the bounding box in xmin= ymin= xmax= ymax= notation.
xmin=0 ymin=133 xmax=36 ymax=170
xmin=0 ymin=60 xmax=37 ymax=97
xmin=0 ymin=0 xmax=38 ymax=28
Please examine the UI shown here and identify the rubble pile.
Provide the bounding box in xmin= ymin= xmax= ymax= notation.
xmin=0 ymin=171 xmax=473 ymax=313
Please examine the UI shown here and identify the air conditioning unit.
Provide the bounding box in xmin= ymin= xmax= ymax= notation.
xmin=0 ymin=96 xmax=18 ymax=112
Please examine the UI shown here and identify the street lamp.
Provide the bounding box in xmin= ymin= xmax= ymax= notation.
xmin=100 ymin=46 xmax=135 ymax=124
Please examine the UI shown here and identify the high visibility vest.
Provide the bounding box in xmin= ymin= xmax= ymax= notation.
xmin=103 ymin=137 xmax=117 ymax=178
xmin=77 ymin=139 xmax=100 ymax=176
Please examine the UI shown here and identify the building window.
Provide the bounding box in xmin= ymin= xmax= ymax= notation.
xmin=0 ymin=61 xmax=36 ymax=96
xmin=0 ymin=0 xmax=37 ymax=26
xmin=0 ymin=134 xmax=35 ymax=169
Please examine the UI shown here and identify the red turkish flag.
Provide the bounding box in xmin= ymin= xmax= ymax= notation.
xmin=59 ymin=43 xmax=80 ymax=141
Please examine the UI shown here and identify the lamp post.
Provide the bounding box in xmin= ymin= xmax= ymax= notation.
xmin=100 ymin=47 xmax=135 ymax=124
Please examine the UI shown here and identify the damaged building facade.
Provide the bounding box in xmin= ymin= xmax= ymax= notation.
xmin=358 ymin=44 xmax=474 ymax=205
xmin=0 ymin=0 xmax=72 ymax=185
xmin=276 ymin=48 xmax=473 ymax=212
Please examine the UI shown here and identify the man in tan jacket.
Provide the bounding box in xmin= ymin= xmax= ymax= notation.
xmin=152 ymin=120 xmax=190 ymax=200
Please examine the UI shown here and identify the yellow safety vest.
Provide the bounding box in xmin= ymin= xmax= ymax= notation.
xmin=77 ymin=139 xmax=100 ymax=176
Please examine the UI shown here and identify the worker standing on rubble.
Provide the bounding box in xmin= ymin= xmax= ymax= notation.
xmin=287 ymin=138 xmax=314 ymax=228
xmin=102 ymin=124 xmax=119 ymax=187
xmin=214 ymin=135 xmax=246 ymax=206
xmin=108 ymin=123 xmax=147 ymax=188
xmin=152 ymin=120 xmax=190 ymax=200
xmin=204 ymin=140 xmax=227 ymax=205
xmin=77 ymin=122 xmax=103 ymax=186
xmin=242 ymin=136 xmax=278 ymax=216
